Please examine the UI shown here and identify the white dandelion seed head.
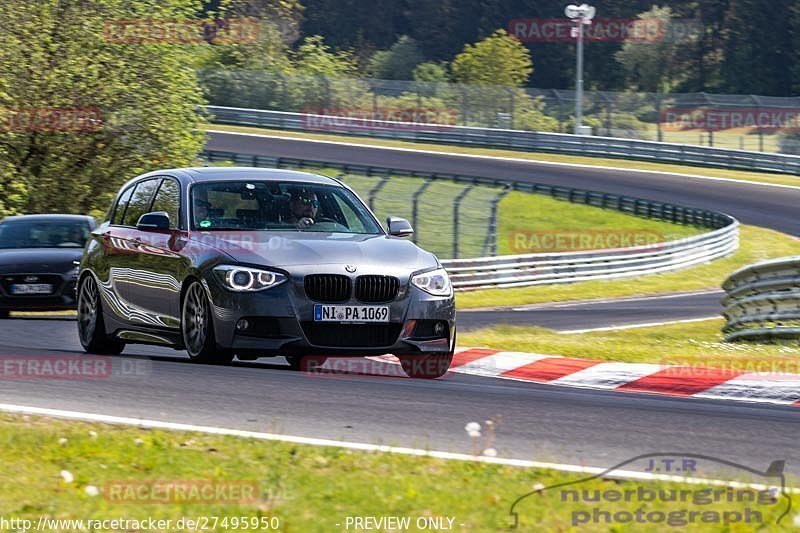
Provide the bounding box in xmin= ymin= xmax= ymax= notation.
xmin=60 ymin=470 xmax=74 ymax=484
xmin=482 ymin=448 xmax=497 ymax=457
xmin=84 ymin=485 xmax=99 ymax=497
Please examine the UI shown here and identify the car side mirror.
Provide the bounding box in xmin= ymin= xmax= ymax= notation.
xmin=387 ymin=216 xmax=414 ymax=238
xmin=136 ymin=212 xmax=171 ymax=231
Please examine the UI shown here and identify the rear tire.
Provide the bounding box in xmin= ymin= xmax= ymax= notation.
xmin=77 ymin=275 xmax=125 ymax=355
xmin=181 ymin=281 xmax=234 ymax=365
xmin=0 ymin=310 xmax=9 ymax=319
xmin=399 ymin=352 xmax=453 ymax=379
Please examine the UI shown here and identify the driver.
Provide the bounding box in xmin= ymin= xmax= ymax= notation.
xmin=287 ymin=188 xmax=319 ymax=228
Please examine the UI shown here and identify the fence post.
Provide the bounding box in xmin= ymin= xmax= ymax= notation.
xmin=461 ymin=87 xmax=469 ymax=126
xmin=452 ymin=185 xmax=473 ymax=259
xmin=367 ymin=176 xmax=391 ymax=213
xmin=482 ymin=186 xmax=511 ymax=256
xmin=655 ymin=93 xmax=663 ymax=142
xmin=507 ymin=88 xmax=515 ymax=129
xmin=411 ymin=180 xmax=434 ymax=245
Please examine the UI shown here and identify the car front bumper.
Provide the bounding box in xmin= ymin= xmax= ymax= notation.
xmin=204 ymin=270 xmax=456 ymax=357
xmin=0 ymin=276 xmax=77 ymax=311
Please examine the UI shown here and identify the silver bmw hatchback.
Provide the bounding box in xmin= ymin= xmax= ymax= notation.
xmin=77 ymin=167 xmax=456 ymax=378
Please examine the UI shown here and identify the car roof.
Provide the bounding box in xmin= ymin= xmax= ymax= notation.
xmin=1 ymin=214 xmax=94 ymax=223
xmin=182 ymin=167 xmax=341 ymax=185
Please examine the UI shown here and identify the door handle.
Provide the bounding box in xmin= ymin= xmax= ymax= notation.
xmin=132 ymin=237 xmax=142 ymax=247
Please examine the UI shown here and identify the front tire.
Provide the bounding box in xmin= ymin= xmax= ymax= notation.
xmin=181 ymin=281 xmax=234 ymax=365
xmin=399 ymin=352 xmax=453 ymax=379
xmin=77 ymin=275 xmax=125 ymax=355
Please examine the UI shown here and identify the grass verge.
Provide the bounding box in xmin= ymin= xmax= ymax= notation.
xmin=456 ymin=225 xmax=800 ymax=310
xmin=460 ymin=318 xmax=800 ymax=373
xmin=206 ymin=124 xmax=800 ymax=189
xmin=0 ymin=413 xmax=793 ymax=531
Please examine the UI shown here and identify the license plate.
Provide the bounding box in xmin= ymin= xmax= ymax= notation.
xmin=11 ymin=283 xmax=53 ymax=295
xmin=313 ymin=304 xmax=389 ymax=322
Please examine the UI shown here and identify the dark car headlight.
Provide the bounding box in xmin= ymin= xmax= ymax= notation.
xmin=411 ymin=268 xmax=452 ymax=297
xmin=213 ymin=265 xmax=287 ymax=292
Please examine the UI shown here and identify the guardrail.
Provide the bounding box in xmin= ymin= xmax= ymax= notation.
xmin=207 ymin=106 xmax=800 ymax=176
xmin=200 ymin=149 xmax=740 ymax=291
xmin=721 ymin=257 xmax=800 ymax=342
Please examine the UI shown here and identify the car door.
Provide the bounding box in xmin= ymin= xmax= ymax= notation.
xmin=107 ymin=177 xmax=161 ymax=325
xmin=120 ymin=177 xmax=187 ymax=329
xmin=89 ymin=182 xmax=139 ymax=326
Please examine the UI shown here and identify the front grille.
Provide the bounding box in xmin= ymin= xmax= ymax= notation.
xmin=355 ymin=275 xmax=400 ymax=303
xmin=1 ymin=274 xmax=63 ymax=295
xmin=301 ymin=322 xmax=402 ymax=348
xmin=304 ymin=274 xmax=351 ymax=303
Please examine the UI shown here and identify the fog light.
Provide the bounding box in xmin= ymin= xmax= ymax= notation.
xmin=236 ymin=319 xmax=250 ymax=332
xmin=434 ymin=321 xmax=445 ymax=336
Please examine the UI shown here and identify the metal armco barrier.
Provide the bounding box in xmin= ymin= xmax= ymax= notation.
xmin=199 ymin=149 xmax=740 ymax=291
xmin=207 ymin=106 xmax=800 ymax=176
xmin=722 ymin=257 xmax=800 ymax=342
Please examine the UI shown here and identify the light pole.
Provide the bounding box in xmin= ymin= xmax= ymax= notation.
xmin=565 ymin=4 xmax=595 ymax=135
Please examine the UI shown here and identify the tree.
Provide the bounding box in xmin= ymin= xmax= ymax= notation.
xmin=366 ymin=36 xmax=424 ymax=80
xmin=292 ymin=36 xmax=357 ymax=77
xmin=451 ymin=30 xmax=533 ymax=87
xmin=614 ymin=6 xmax=698 ymax=94
xmin=413 ymin=62 xmax=450 ymax=84
xmin=0 ymin=0 xmax=207 ymax=218
xmin=198 ymin=0 xmax=303 ymax=71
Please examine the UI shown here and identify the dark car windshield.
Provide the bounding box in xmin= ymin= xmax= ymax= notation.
xmin=0 ymin=219 xmax=90 ymax=249
xmin=190 ymin=181 xmax=383 ymax=234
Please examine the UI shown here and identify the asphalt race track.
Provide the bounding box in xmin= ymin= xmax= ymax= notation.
xmin=206 ymin=131 xmax=800 ymax=236
xmin=2 ymin=135 xmax=799 ymax=483
xmin=459 ymin=290 xmax=723 ymax=332
xmin=0 ymin=318 xmax=798 ymax=480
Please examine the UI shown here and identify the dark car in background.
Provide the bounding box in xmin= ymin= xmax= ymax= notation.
xmin=77 ymin=167 xmax=456 ymax=378
xmin=0 ymin=214 xmax=96 ymax=318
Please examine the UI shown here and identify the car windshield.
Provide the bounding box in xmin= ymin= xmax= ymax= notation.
xmin=0 ymin=219 xmax=90 ymax=249
xmin=190 ymin=181 xmax=383 ymax=234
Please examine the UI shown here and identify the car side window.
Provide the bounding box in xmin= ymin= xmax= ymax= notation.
xmin=150 ymin=178 xmax=181 ymax=229
xmin=121 ymin=179 xmax=159 ymax=227
xmin=111 ymin=186 xmax=135 ymax=225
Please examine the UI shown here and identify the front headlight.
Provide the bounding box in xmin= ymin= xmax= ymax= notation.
xmin=213 ymin=265 xmax=287 ymax=292
xmin=411 ymin=268 xmax=452 ymax=297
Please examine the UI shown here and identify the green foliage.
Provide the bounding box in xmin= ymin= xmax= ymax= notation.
xmin=413 ymin=62 xmax=449 ymax=84
xmin=366 ymin=36 xmax=424 ymax=80
xmin=292 ymin=36 xmax=357 ymax=78
xmin=614 ymin=6 xmax=699 ymax=93
xmin=0 ymin=0 xmax=207 ymax=218
xmin=451 ymin=30 xmax=532 ymax=87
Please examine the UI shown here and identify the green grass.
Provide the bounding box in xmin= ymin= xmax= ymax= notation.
xmin=325 ymin=172 xmax=703 ymax=259
xmin=460 ymin=319 xmax=800 ymax=372
xmin=207 ymin=123 xmax=800 ymax=188
xmin=0 ymin=413 xmax=793 ymax=531
xmin=457 ymin=226 xmax=800 ymax=309
xmin=496 ymin=191 xmax=701 ymax=255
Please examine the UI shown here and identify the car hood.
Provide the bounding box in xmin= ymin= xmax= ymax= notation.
xmin=0 ymin=248 xmax=82 ymax=274
xmin=193 ymin=232 xmax=440 ymax=271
